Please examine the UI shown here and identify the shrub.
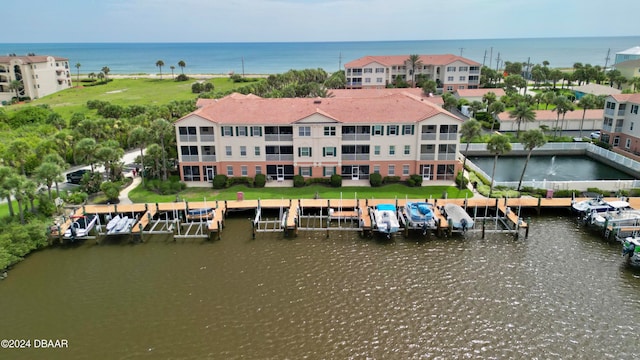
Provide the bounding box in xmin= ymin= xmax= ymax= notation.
xmin=293 ymin=175 xmax=305 ymax=187
xmin=81 ymin=172 xmax=103 ymax=194
xmin=305 ymin=178 xmax=331 ymax=186
xmin=191 ymin=82 xmax=204 ymax=93
xmin=409 ymin=174 xmax=422 ymax=187
xmin=455 ymin=171 xmax=469 ymax=188
xmin=100 ymin=181 xmax=121 ymax=202
xmin=383 ymin=176 xmax=401 ymax=184
xmin=66 ymin=191 xmax=88 ymax=205
xmin=369 ymin=173 xmax=382 ymax=187
xmin=225 ymin=176 xmax=254 ymax=188
xmin=254 ymin=173 xmax=266 ymax=188
xmin=175 ymin=74 xmax=189 ymax=82
xmin=212 ymin=174 xmax=228 ymax=189
xmin=330 ymin=174 xmax=342 ymax=187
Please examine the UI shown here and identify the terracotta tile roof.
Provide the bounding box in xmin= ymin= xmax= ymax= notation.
xmin=610 ymin=93 xmax=640 ymax=103
xmin=455 ymin=88 xmax=506 ymax=98
xmin=0 ymin=55 xmax=68 ymax=63
xmin=344 ymin=54 xmax=480 ymax=68
xmin=178 ymin=92 xmax=460 ymax=125
xmin=573 ymin=83 xmax=621 ymax=96
xmin=497 ymin=109 xmax=604 ymax=121
xmin=329 ymin=88 xmax=444 ymax=105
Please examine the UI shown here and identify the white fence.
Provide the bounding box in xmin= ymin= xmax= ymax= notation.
xmin=463 ymin=142 xmax=640 ymax=191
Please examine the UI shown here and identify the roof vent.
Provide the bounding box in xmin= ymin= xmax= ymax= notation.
xmin=313 ymin=100 xmax=322 ymax=104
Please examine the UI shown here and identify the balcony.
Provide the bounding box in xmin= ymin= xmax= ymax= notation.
xmin=618 ymin=110 xmax=626 ymax=116
xmin=421 ymin=133 xmax=436 ymax=141
xmin=201 ymin=155 xmax=217 ymax=162
xmin=342 ymin=134 xmax=370 ymax=141
xmin=266 ymin=154 xmax=294 ymax=161
xmin=200 ymin=135 xmax=215 ymax=142
xmin=181 ymin=155 xmax=199 ymax=162
xmin=341 ymin=154 xmax=370 ymax=161
xmin=605 ymin=108 xmax=615 ymax=116
xmin=469 ymin=69 xmax=480 ymax=74
xmin=420 ymin=154 xmax=435 ymax=160
xmin=437 ymin=154 xmax=456 ymax=160
xmin=439 ymin=133 xmax=458 ymax=141
xmin=179 ymin=135 xmax=198 ymax=142
xmin=265 ymin=134 xmax=293 ymax=142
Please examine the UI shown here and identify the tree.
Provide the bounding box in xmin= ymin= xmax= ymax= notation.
xmin=459 ymin=119 xmax=482 ymax=189
xmin=74 ymin=138 xmax=97 ymax=171
xmin=0 ymin=166 xmax=16 ymax=217
xmin=6 ymin=174 xmax=27 ymax=224
xmin=34 ymin=162 xmax=63 ymax=200
xmin=517 ymin=129 xmax=547 ymax=191
xmin=577 ymin=94 xmax=597 ymax=137
xmin=542 ymin=91 xmax=556 ymax=110
xmin=486 ymin=134 xmax=512 ymax=198
xmin=178 ymin=60 xmax=186 ymax=74
xmin=155 ymin=60 xmax=165 ymax=79
xmin=488 ymin=100 xmax=505 ymax=132
xmin=75 ymin=62 xmax=81 ymax=85
xmin=129 ymin=126 xmax=150 ymax=185
xmin=630 ymin=76 xmax=640 ymax=92
xmin=407 ymin=54 xmax=422 ymax=87
xmin=101 ymin=66 xmax=110 ymax=82
xmin=553 ymin=95 xmax=574 ymax=137
xmin=442 ymin=93 xmax=458 ymax=112
xmin=503 ymin=74 xmax=527 ymax=94
xmin=420 ymin=80 xmax=437 ymax=95
xmin=509 ymin=102 xmax=536 ymax=137
xmin=95 ymin=140 xmax=124 ymax=181
xmin=150 ymin=118 xmax=173 ymax=181
xmin=482 ymin=91 xmax=497 ymax=107
xmin=6 ymin=139 xmax=32 ymax=175
xmin=170 ymin=65 xmax=175 ymax=79
xmin=469 ymin=101 xmax=484 ymax=118
xmin=9 ymin=80 xmax=22 ymax=99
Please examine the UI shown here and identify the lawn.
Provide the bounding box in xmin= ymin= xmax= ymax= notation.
xmin=128 ymin=183 xmax=473 ymax=204
xmin=7 ymin=76 xmax=262 ymax=118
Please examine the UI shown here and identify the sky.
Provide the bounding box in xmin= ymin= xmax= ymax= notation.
xmin=6 ymin=0 xmax=640 ymax=43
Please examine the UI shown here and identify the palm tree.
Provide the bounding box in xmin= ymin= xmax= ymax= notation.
xmin=459 ymin=119 xmax=483 ymax=189
xmin=129 ymin=126 xmax=150 ymax=185
xmin=7 ymin=174 xmax=27 ymax=224
xmin=8 ymin=80 xmax=22 ymax=100
xmin=486 ymin=134 xmax=512 ymax=198
xmin=155 ymin=60 xmax=165 ymax=79
xmin=577 ymin=94 xmax=597 ymax=138
xmin=74 ymin=138 xmax=97 ymax=171
xmin=150 ymin=118 xmax=173 ymax=181
xmin=442 ymin=93 xmax=458 ymax=112
xmin=75 ymin=62 xmax=81 ymax=84
xmin=469 ymin=101 xmax=484 ymax=118
xmin=0 ymin=166 xmax=16 ymax=217
xmin=517 ymin=129 xmax=547 ymax=191
xmin=7 ymin=139 xmax=31 ymax=175
xmin=101 ymin=66 xmax=110 ymax=82
xmin=488 ymin=100 xmax=505 ymax=132
xmin=407 ymin=54 xmax=423 ymax=87
xmin=170 ymin=65 xmax=175 ymax=79
xmin=178 ymin=60 xmax=186 ymax=74
xmin=482 ymin=91 xmax=497 ymax=107
xmin=553 ymin=96 xmax=574 ymax=137
xmin=34 ymin=162 xmax=63 ymax=200
xmin=509 ymin=102 xmax=536 ymax=137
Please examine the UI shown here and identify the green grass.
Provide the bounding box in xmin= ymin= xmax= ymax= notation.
xmin=128 ymin=183 xmax=473 ymax=204
xmin=8 ymin=77 xmax=262 ymax=118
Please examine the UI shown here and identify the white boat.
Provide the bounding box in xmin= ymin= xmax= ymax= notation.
xmin=442 ymin=204 xmax=474 ymax=230
xmin=403 ymin=202 xmax=437 ymax=233
xmin=621 ymin=237 xmax=640 ymax=266
xmin=108 ymin=216 xmax=136 ymax=234
xmin=64 ymin=214 xmax=98 ymax=239
xmin=372 ymin=204 xmax=400 ymax=236
xmin=105 ymin=215 xmax=121 ymax=232
xmin=572 ymin=197 xmax=630 ymax=215
xmin=586 ymin=209 xmax=640 ymax=227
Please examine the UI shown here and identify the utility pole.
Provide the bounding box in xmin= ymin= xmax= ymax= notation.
xmin=459 ymin=48 xmax=464 ymax=57
xmin=489 ymin=47 xmax=493 ymax=69
xmin=603 ymin=48 xmax=611 ymax=72
xmin=482 ymin=49 xmax=487 ymax=67
xmin=339 ymin=52 xmax=342 ymax=71
xmin=241 ymin=56 xmax=245 ymax=78
xmin=495 ymin=52 xmax=501 ymax=71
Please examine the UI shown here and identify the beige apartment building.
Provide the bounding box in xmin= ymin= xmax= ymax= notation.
xmin=0 ymin=55 xmax=72 ymax=103
xmin=601 ymin=94 xmax=640 ymax=160
xmin=175 ymin=92 xmax=463 ymax=187
xmin=344 ymin=54 xmax=481 ymax=92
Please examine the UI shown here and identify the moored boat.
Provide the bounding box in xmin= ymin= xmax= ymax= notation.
xmin=621 ymin=237 xmax=640 ymax=266
xmin=442 ymin=204 xmax=474 ymax=231
xmin=64 ymin=214 xmax=98 ymax=239
xmin=572 ymin=197 xmax=630 ymax=215
xmin=372 ymin=204 xmax=400 ymax=237
xmin=187 ymin=208 xmax=214 ymax=221
xmin=403 ymin=202 xmax=437 ymax=233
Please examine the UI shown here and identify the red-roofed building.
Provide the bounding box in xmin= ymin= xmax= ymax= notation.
xmin=343 ymin=54 xmax=481 ymax=92
xmin=601 ymin=94 xmax=640 ymax=160
xmin=175 ymin=92 xmax=464 ymax=186
xmin=0 ymin=55 xmax=71 ymax=103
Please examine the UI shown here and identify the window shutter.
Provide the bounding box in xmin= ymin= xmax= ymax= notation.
xmin=298 ymin=148 xmax=301 ymax=157
xmin=333 ymin=166 xmax=337 ymax=175
xmin=386 ymin=126 xmax=389 ymax=135
xmin=411 ymin=125 xmax=415 ymax=135
xmin=298 ymin=167 xmax=301 ymax=176
xmin=309 ymin=148 xmax=312 ymax=157
xmin=323 ymin=147 xmax=326 ymax=156
xmin=333 ymin=147 xmax=336 ymax=156
xmin=323 ymin=167 xmax=326 ymax=176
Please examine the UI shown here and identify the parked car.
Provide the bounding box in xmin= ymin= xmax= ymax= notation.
xmin=66 ymin=169 xmax=91 ymax=184
xmin=590 ymin=131 xmax=601 ymax=140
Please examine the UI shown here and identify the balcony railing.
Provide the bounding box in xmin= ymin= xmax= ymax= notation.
xmin=420 ymin=154 xmax=435 ymax=160
xmin=265 ymin=154 xmax=294 ymax=161
xmin=602 ymin=124 xmax=612 ymax=131
xmin=348 ymin=81 xmax=362 ymax=86
xmin=342 ymin=134 xmax=371 ymax=141
xmin=421 ymin=133 xmax=437 ymax=141
xmin=615 ymin=126 xmax=623 ymax=132
xmin=265 ymin=134 xmax=293 ymax=142
xmin=605 ymin=108 xmax=614 ymax=116
xmin=437 ymin=154 xmax=456 ymax=160
xmin=181 ymin=155 xmax=199 ymax=162
xmin=179 ymin=135 xmax=198 ymax=142
xmin=439 ymin=133 xmax=458 ymax=141
xmin=468 ymin=79 xmax=480 ymax=84
xmin=618 ymin=110 xmax=626 ymax=116
xmin=201 ymin=155 xmax=216 ymax=162
xmin=200 ymin=135 xmax=215 ymax=142
xmin=469 ymin=69 xmax=480 ymax=74
xmin=341 ymin=154 xmax=370 ymax=161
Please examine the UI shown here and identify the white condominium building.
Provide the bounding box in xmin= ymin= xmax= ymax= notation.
xmin=0 ymin=55 xmax=72 ymax=103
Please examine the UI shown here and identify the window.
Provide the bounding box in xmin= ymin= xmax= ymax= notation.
xmin=447 ymin=86 xmax=453 ymax=91
xmin=365 ymin=78 xmax=371 ymax=83
xmin=377 ymin=77 xmax=383 ymax=83
xmin=222 ymin=126 xmax=233 ymax=136
xmin=632 ymin=122 xmax=635 ymax=131
xmin=459 ymin=76 xmax=466 ymax=81
xmin=374 ymin=145 xmax=381 ymax=155
xmin=459 ymin=86 xmax=465 ymax=89
xmin=324 ymin=126 xmax=336 ymax=136
xmin=373 ymin=165 xmax=380 ymax=174
xmin=606 ymin=101 xmax=616 ymax=110
xmin=389 ymin=146 xmax=395 ymax=155
xmin=300 ymin=167 xmax=312 ymax=177
xmin=323 ymin=167 xmax=335 ymax=176
xmin=632 ymin=105 xmax=639 ymax=114
xmin=182 ymin=165 xmax=201 ymax=182
xmin=225 ymin=146 xmax=232 ymax=156
xmin=299 ymin=147 xmax=312 ymax=157
xmin=255 ymin=146 xmax=261 ymax=156
xmin=375 ymin=68 xmax=385 ymax=73
xmin=387 ymin=125 xmax=399 ymax=135
xmin=446 ymin=66 xmax=456 ymax=72
xmin=241 ymin=166 xmax=248 ymax=176
xmin=447 ymin=76 xmax=454 ymax=81
xmin=227 ymin=166 xmax=234 ymax=176
xmin=364 ymin=68 xmax=373 ymax=73
xmin=403 ymin=165 xmax=410 ymax=176
xmin=255 ymin=166 xmax=262 ymax=175
xmin=240 ymin=146 xmax=246 ymax=156
xmin=323 ymin=147 xmax=336 ymax=157
xmin=404 ymin=145 xmax=410 ymax=155
xmin=299 ymin=126 xmax=311 ymax=136
xmin=251 ymin=126 xmax=262 ymax=136
xmin=373 ymin=125 xmax=384 ymax=135
xmin=459 ymin=66 xmax=468 ymax=72
xmin=388 ymin=165 xmax=395 ymax=176
xmin=626 ymin=138 xmax=631 ymax=149
xmin=236 ymin=126 xmax=248 ymax=136
xmin=402 ymin=125 xmax=414 ymax=135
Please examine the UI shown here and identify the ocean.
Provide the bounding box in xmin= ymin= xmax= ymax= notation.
xmin=1 ymin=36 xmax=639 ymax=75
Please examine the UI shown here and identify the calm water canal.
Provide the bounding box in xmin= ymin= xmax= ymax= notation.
xmin=1 ymin=214 xmax=640 ymax=359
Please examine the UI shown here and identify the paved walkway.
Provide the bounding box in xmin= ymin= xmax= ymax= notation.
xmin=118 ymin=175 xmax=142 ymax=205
